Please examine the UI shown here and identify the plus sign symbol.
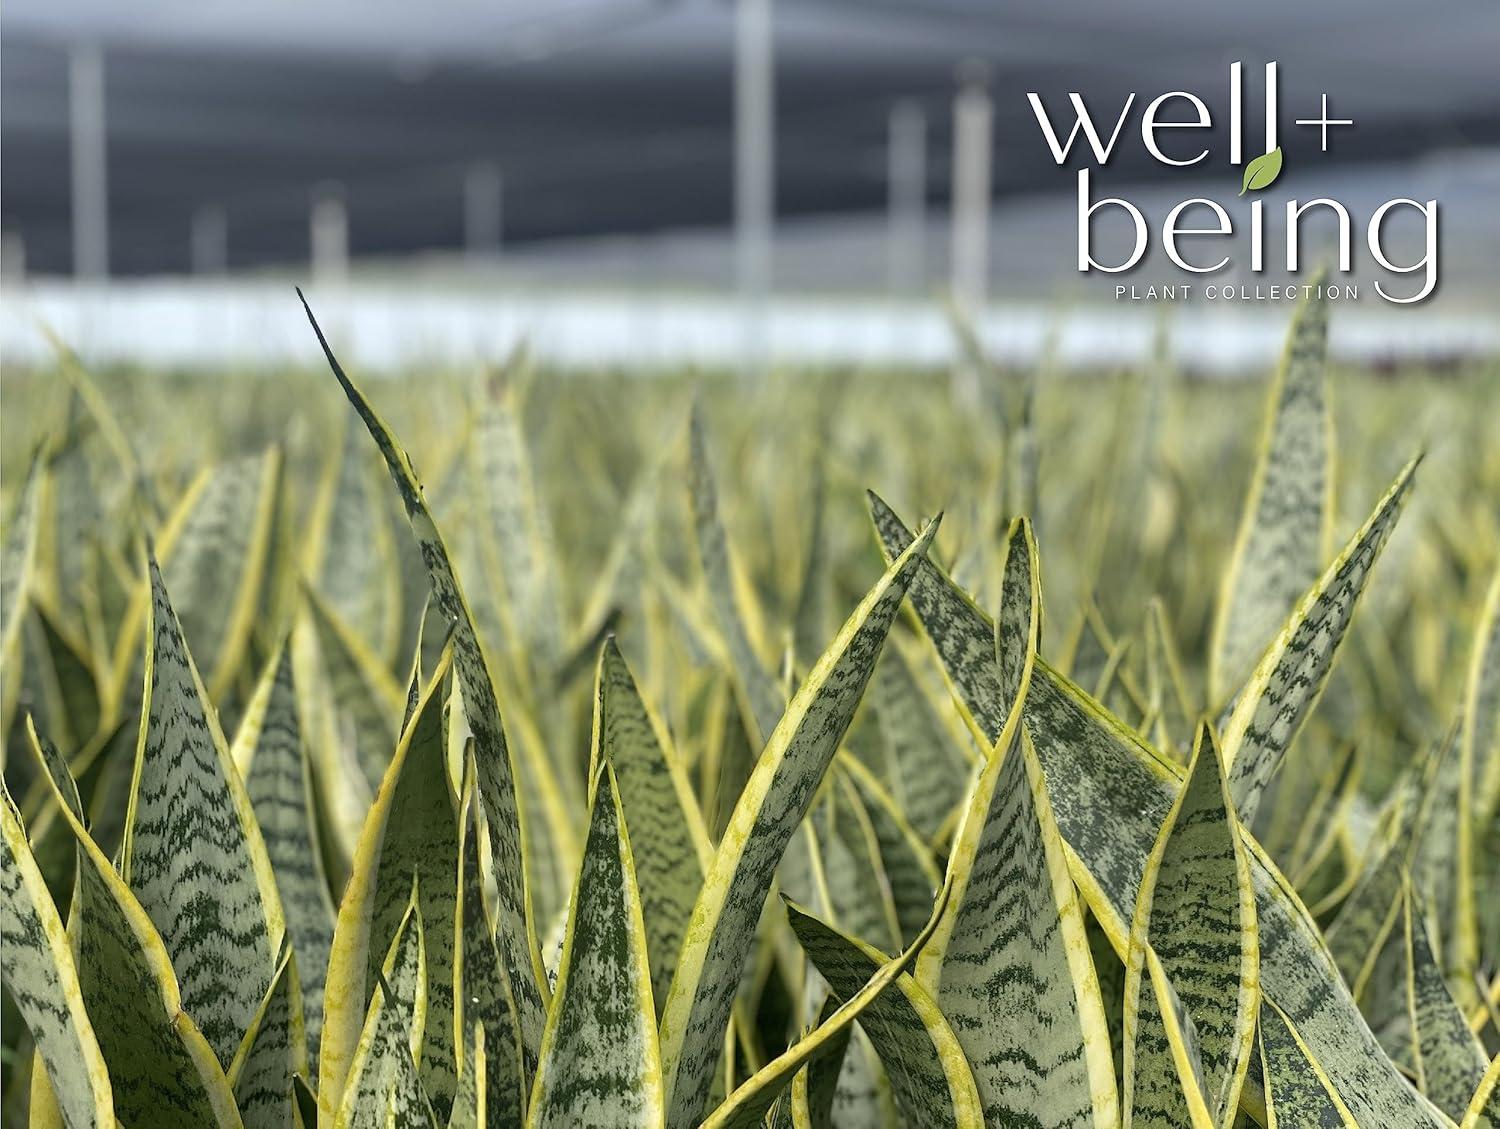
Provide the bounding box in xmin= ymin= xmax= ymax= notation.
xmin=1295 ymin=94 xmax=1355 ymax=152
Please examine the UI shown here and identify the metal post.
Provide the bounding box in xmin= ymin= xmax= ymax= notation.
xmin=464 ymin=161 xmax=503 ymax=261
xmin=950 ymin=62 xmax=992 ymax=315
xmin=735 ymin=0 xmax=774 ymax=378
xmin=310 ymin=183 xmax=349 ymax=284
xmin=69 ymin=43 xmax=109 ymax=281
xmin=886 ymin=99 xmax=927 ymax=296
xmin=191 ymin=205 xmax=228 ymax=275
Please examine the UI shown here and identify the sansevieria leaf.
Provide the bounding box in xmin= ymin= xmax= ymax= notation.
xmin=1257 ymin=997 xmax=1357 ymax=1128
xmin=1460 ymin=1052 xmax=1500 ymax=1129
xmin=786 ymin=903 xmax=983 ymax=1128
xmin=0 ymin=772 xmax=113 ymax=1129
xmin=1123 ymin=724 xmax=1257 ymax=1128
xmin=321 ymin=644 xmax=459 ymax=1121
xmin=1220 ymin=456 xmax=1419 ymax=824
xmin=689 ymin=403 xmax=785 ymax=748
xmin=120 ymin=555 xmax=284 ymax=1069
xmin=868 ymin=499 xmax=1449 ymax=1128
xmin=337 ymin=892 xmax=437 ymax=1129
xmin=232 ymin=644 xmax=336 ymax=1070
xmin=658 ymin=515 xmax=940 ymax=1129
xmin=1210 ymin=281 xmax=1332 ymax=705
xmin=229 ymin=947 xmax=307 ymax=1129
xmin=528 ymin=761 xmax=663 ymax=1127
xmin=27 ymin=719 xmax=243 ymax=1128
xmin=592 ymin=637 xmax=712 ymax=1016
xmin=301 ymin=292 xmax=547 ymax=1068
xmin=1457 ymin=568 xmax=1500 ymax=979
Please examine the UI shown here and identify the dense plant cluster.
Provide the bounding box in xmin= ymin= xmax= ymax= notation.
xmin=1 ymin=293 xmax=1498 ymax=1128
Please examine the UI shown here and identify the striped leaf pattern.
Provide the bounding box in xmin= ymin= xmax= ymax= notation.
xmin=30 ymin=723 xmax=241 ymax=1127
xmin=1123 ymin=725 xmax=1256 ymax=1128
xmin=120 ymin=556 xmax=283 ymax=1069
xmin=867 ymin=499 xmax=1449 ymax=1128
xmin=302 ymin=292 xmax=547 ymax=1068
xmin=1258 ymin=998 xmax=1357 ymax=1128
xmin=234 ymin=645 xmax=336 ymax=1069
xmin=593 ymin=637 xmax=711 ymax=1015
xmin=658 ymin=516 xmax=939 ymax=1129
xmin=786 ymin=903 xmax=983 ymax=1128
xmin=1219 ymin=457 xmax=1420 ymax=824
xmin=1211 ymin=283 xmax=1332 ymax=704
xmin=321 ymin=644 xmax=458 ymax=1120
xmin=228 ymin=948 xmax=306 ymax=1129
xmin=933 ymin=728 xmax=1119 ymax=1126
xmin=528 ymin=762 xmax=662 ymax=1127
xmin=0 ymin=774 xmax=113 ymax=1129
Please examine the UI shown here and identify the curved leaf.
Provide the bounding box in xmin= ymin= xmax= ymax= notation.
xmin=658 ymin=515 xmax=940 ymax=1129
xmin=1258 ymin=997 xmax=1357 ymax=1128
xmin=0 ymin=773 xmax=113 ymax=1129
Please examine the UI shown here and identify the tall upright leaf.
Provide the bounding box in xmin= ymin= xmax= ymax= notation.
xmin=658 ymin=516 xmax=940 ymax=1129
xmin=1210 ymin=283 xmax=1332 ymax=704
xmin=689 ymin=403 xmax=786 ymax=747
xmin=1458 ymin=568 xmax=1500 ymax=978
xmin=1258 ymin=998 xmax=1357 ymax=1128
xmin=320 ymin=644 xmax=459 ymax=1120
xmin=232 ymin=644 xmax=337 ymax=1069
xmin=120 ymin=556 xmax=284 ymax=1069
xmin=528 ymin=762 xmax=663 ymax=1127
xmin=28 ymin=720 xmax=243 ymax=1127
xmin=592 ymin=637 xmax=712 ymax=1015
xmin=301 ymin=293 xmax=546 ymax=1069
xmin=1219 ymin=457 xmax=1419 ymax=824
xmin=1123 ymin=725 xmax=1257 ymax=1128
xmin=229 ymin=948 xmax=307 ymax=1129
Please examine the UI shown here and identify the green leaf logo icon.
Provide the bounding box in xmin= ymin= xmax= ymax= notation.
xmin=1239 ymin=147 xmax=1284 ymax=196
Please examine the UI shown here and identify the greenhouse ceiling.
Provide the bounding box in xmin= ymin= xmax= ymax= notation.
xmin=4 ymin=0 xmax=1499 ymax=275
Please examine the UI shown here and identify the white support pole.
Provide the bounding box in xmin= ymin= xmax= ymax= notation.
xmin=310 ymin=183 xmax=349 ymax=284
xmin=191 ymin=205 xmax=228 ymax=275
xmin=69 ymin=43 xmax=109 ymax=281
xmin=886 ymin=99 xmax=927 ymax=296
xmin=734 ymin=0 xmax=774 ymax=378
xmin=949 ymin=63 xmax=992 ymax=315
xmin=464 ymin=161 xmax=503 ymax=261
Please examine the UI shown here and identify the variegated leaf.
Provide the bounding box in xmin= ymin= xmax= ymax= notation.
xmin=1460 ymin=1052 xmax=1500 ymax=1129
xmin=593 ymin=637 xmax=712 ymax=1016
xmin=1258 ymin=997 xmax=1357 ymax=1128
xmin=229 ymin=947 xmax=307 ymax=1129
xmin=302 ymin=292 xmax=547 ymax=1069
xmin=1458 ymin=568 xmax=1500 ymax=979
xmin=786 ymin=903 xmax=983 ymax=1128
xmin=528 ymin=762 xmax=663 ymax=1127
xmin=689 ymin=402 xmax=785 ymax=747
xmin=1123 ymin=725 xmax=1256 ymax=1128
xmin=320 ymin=644 xmax=458 ymax=1120
xmin=232 ymin=644 xmax=336 ymax=1071
xmin=868 ymin=644 xmax=971 ymax=841
xmin=930 ymin=722 xmax=1119 ymax=1127
xmin=658 ymin=516 xmax=940 ymax=1129
xmin=120 ymin=556 xmax=284 ymax=1069
xmin=1220 ymin=457 xmax=1420 ymax=824
xmin=1210 ymin=283 xmax=1332 ymax=704
xmin=28 ymin=720 xmax=243 ymax=1127
xmin=868 ymin=500 xmax=1449 ymax=1128
xmin=0 ymin=771 xmax=113 ymax=1129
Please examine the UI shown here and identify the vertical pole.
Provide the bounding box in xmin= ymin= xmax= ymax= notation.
xmin=0 ymin=232 xmax=25 ymax=284
xmin=464 ymin=161 xmax=503 ymax=261
xmin=191 ymin=205 xmax=228 ymax=275
xmin=310 ymin=182 xmax=349 ymax=284
xmin=887 ymin=99 xmax=927 ymax=296
xmin=735 ymin=0 xmax=774 ymax=379
xmin=69 ymin=42 xmax=109 ymax=281
xmin=949 ymin=62 xmax=992 ymax=315
xmin=950 ymin=61 xmax=992 ymax=407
